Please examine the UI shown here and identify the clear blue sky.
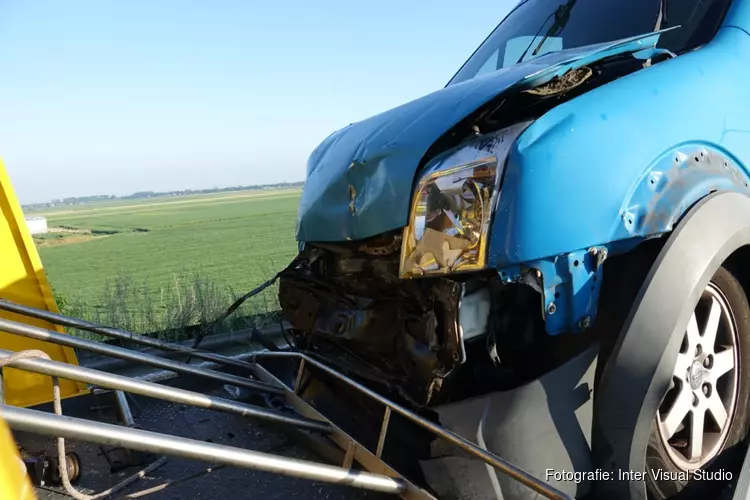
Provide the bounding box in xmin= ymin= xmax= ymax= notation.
xmin=0 ymin=1 xmax=516 ymax=204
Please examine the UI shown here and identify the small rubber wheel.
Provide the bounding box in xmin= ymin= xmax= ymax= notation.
xmin=645 ymin=265 xmax=750 ymax=499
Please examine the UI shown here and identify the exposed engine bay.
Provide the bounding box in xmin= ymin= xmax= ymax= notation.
xmin=279 ymin=232 xmax=593 ymax=408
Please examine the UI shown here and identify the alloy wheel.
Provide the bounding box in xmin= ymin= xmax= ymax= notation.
xmin=656 ymin=282 xmax=740 ymax=470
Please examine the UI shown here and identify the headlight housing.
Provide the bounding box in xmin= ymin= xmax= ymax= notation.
xmin=399 ymin=121 xmax=531 ymax=278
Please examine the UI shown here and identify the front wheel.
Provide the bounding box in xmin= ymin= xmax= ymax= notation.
xmin=646 ymin=266 xmax=750 ymax=498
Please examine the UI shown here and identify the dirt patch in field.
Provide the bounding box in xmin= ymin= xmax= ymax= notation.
xmin=33 ymin=226 xmax=131 ymax=247
xmin=35 ymin=233 xmax=106 ymax=247
xmin=52 ymin=226 xmax=89 ymax=234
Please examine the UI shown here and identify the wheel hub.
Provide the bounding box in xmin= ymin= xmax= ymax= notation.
xmin=657 ymin=283 xmax=740 ymax=470
xmin=688 ymin=357 xmax=707 ymax=391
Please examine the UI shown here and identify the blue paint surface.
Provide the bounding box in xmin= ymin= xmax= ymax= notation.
xmin=297 ymin=6 xmax=750 ymax=334
xmin=297 ymin=31 xmax=669 ymax=242
xmin=490 ymin=30 xmax=750 ymax=269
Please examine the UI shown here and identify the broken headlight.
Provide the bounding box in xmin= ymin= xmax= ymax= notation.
xmin=399 ymin=121 xmax=532 ymax=278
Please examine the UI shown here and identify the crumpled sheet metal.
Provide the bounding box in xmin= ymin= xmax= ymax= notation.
xmin=296 ymin=30 xmax=669 ymax=243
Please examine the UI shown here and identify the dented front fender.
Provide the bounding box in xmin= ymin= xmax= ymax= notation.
xmin=489 ymin=27 xmax=750 ymax=335
xmin=296 ymin=31 xmax=672 ymax=243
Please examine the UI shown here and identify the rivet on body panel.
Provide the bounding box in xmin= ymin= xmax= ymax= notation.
xmin=648 ymin=171 xmax=664 ymax=191
xmin=622 ymin=211 xmax=637 ymax=232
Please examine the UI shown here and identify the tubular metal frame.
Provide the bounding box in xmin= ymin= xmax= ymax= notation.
xmin=253 ymin=351 xmax=573 ymax=500
xmin=0 ymin=299 xmax=259 ymax=372
xmin=0 ymin=347 xmax=329 ymax=432
xmin=0 ymin=300 xmax=572 ymax=499
xmin=0 ymin=316 xmax=282 ymax=394
xmin=0 ymin=405 xmax=405 ymax=494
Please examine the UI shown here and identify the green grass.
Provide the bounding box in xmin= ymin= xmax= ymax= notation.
xmin=32 ymin=189 xmax=302 ymax=336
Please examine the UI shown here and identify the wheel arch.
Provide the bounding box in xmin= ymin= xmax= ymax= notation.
xmin=619 ymin=142 xmax=750 ymax=239
xmin=591 ymin=190 xmax=750 ymax=499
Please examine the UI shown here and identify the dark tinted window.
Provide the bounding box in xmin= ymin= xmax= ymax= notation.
xmin=449 ymin=0 xmax=732 ymax=85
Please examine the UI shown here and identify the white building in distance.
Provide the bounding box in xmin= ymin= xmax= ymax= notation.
xmin=25 ymin=216 xmax=48 ymax=235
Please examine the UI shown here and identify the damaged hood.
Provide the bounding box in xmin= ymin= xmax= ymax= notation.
xmin=297 ymin=30 xmax=667 ymax=243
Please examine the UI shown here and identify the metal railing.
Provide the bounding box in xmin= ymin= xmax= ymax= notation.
xmin=0 ymin=299 xmax=572 ymax=500
xmin=253 ymin=351 xmax=572 ymax=500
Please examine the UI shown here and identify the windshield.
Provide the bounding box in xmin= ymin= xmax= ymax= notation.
xmin=449 ymin=0 xmax=732 ymax=85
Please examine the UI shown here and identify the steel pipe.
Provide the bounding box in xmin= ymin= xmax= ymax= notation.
xmin=0 ymin=405 xmax=404 ymax=494
xmin=252 ymin=351 xmax=573 ymax=500
xmin=0 ymin=348 xmax=329 ymax=432
xmin=114 ymin=390 xmax=135 ymax=427
xmin=92 ymin=350 xmax=266 ymax=392
xmin=0 ymin=317 xmax=283 ymax=395
xmin=0 ymin=299 xmax=260 ymax=371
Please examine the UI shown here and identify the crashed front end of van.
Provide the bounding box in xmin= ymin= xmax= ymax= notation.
xmin=277 ymin=27 xmax=698 ymax=500
xmin=280 ymin=116 xmax=558 ymax=405
xmin=280 ymin=34 xmax=667 ymax=394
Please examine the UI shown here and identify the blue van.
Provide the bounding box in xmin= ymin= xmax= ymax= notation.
xmin=279 ymin=1 xmax=750 ymax=498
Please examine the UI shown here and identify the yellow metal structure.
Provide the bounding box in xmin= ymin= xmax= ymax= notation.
xmin=0 ymin=415 xmax=36 ymax=500
xmin=0 ymin=159 xmax=88 ymax=407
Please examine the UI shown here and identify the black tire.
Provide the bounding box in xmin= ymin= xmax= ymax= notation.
xmin=592 ymin=239 xmax=750 ymax=499
xmin=645 ymin=265 xmax=750 ymax=499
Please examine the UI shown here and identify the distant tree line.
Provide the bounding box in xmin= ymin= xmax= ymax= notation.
xmin=23 ymin=181 xmax=305 ymax=210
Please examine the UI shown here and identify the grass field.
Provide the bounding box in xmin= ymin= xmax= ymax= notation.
xmin=30 ymin=188 xmax=302 ymax=336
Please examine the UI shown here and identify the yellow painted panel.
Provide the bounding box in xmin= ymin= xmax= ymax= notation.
xmin=0 ymin=159 xmax=88 ymax=407
xmin=0 ymin=415 xmax=36 ymax=500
